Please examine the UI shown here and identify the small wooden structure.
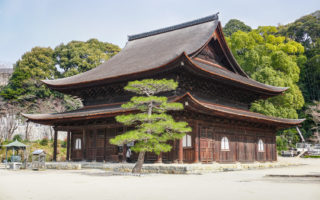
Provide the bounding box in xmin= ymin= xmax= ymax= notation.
xmin=31 ymin=149 xmax=46 ymax=170
xmin=3 ymin=140 xmax=27 ymax=169
xmin=23 ymin=13 xmax=305 ymax=164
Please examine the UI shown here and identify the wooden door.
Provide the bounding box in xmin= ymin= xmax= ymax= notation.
xmin=183 ymin=133 xmax=194 ymax=163
xmin=199 ymin=127 xmax=214 ymax=163
xmin=86 ymin=130 xmax=96 ymax=161
xmin=266 ymin=137 xmax=274 ymax=161
xmin=71 ymin=133 xmax=83 ymax=161
xmin=105 ymin=128 xmax=120 ymax=162
xmin=96 ymin=129 xmax=105 ymax=162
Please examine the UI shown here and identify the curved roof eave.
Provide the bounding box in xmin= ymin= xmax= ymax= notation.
xmin=22 ymin=92 xmax=304 ymax=128
xmin=179 ymin=93 xmax=305 ymax=127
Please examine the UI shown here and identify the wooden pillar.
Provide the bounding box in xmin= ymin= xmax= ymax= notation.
xmin=156 ymin=152 xmax=162 ymax=163
xmin=82 ymin=129 xmax=86 ymax=161
xmin=178 ymin=138 xmax=183 ymax=164
xmin=104 ymin=129 xmax=107 ymax=162
xmin=173 ymin=140 xmax=178 ymax=163
xmin=93 ymin=129 xmax=97 ymax=161
xmin=194 ymin=122 xmax=199 ymax=163
xmin=53 ymin=128 xmax=58 ymax=161
xmin=122 ymin=144 xmax=127 ymax=163
xmin=66 ymin=130 xmax=70 ymax=161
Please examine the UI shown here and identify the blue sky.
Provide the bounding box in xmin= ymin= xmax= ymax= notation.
xmin=0 ymin=0 xmax=319 ymax=65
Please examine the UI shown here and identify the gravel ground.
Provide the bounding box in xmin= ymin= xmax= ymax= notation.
xmin=0 ymin=157 xmax=319 ymax=200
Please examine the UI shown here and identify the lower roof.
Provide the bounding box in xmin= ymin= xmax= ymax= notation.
xmin=23 ymin=93 xmax=304 ymax=129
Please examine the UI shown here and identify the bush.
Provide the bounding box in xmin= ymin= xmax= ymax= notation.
xmin=40 ymin=137 xmax=49 ymax=146
xmin=12 ymin=134 xmax=23 ymax=142
xmin=303 ymin=155 xmax=320 ymax=158
xmin=61 ymin=139 xmax=67 ymax=148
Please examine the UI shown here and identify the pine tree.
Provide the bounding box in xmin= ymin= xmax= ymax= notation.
xmin=110 ymin=79 xmax=191 ymax=173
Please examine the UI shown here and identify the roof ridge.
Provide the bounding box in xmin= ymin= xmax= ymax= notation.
xmin=128 ymin=13 xmax=219 ymax=41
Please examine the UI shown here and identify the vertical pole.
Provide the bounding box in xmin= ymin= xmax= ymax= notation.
xmin=122 ymin=144 xmax=127 ymax=163
xmin=66 ymin=131 xmax=70 ymax=161
xmin=173 ymin=140 xmax=178 ymax=163
xmin=194 ymin=122 xmax=199 ymax=163
xmin=93 ymin=129 xmax=97 ymax=162
xmin=104 ymin=129 xmax=107 ymax=162
xmin=178 ymin=139 xmax=183 ymax=164
xmin=156 ymin=152 xmax=163 ymax=163
xmin=53 ymin=128 xmax=58 ymax=161
xmin=82 ymin=129 xmax=86 ymax=161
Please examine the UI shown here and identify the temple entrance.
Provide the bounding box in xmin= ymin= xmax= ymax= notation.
xmin=238 ymin=135 xmax=255 ymax=162
xmin=71 ymin=133 xmax=83 ymax=161
xmin=199 ymin=127 xmax=214 ymax=163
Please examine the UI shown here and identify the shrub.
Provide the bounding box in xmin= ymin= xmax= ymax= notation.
xmin=303 ymin=155 xmax=320 ymax=158
xmin=61 ymin=139 xmax=67 ymax=148
xmin=12 ymin=134 xmax=23 ymax=142
xmin=40 ymin=137 xmax=49 ymax=146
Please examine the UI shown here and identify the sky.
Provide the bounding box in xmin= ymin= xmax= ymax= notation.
xmin=0 ymin=0 xmax=319 ymax=65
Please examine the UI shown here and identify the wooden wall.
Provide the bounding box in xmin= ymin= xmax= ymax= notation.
xmin=69 ymin=118 xmax=277 ymax=163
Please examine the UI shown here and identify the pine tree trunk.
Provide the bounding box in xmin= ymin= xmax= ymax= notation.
xmin=132 ymin=151 xmax=145 ymax=174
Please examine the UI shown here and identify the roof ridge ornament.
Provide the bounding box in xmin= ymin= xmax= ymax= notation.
xmin=128 ymin=12 xmax=219 ymax=41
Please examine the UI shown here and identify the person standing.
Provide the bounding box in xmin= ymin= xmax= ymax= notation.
xmin=126 ymin=148 xmax=132 ymax=163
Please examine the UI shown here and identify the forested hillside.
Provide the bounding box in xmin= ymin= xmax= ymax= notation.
xmin=224 ymin=10 xmax=320 ymax=149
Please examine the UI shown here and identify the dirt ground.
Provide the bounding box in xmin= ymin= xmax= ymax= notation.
xmin=0 ymin=157 xmax=319 ymax=200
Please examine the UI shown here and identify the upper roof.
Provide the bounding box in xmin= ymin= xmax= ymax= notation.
xmin=43 ymin=14 xmax=220 ymax=87
xmin=42 ymin=13 xmax=287 ymax=95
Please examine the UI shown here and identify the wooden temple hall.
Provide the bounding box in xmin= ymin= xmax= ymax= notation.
xmin=24 ymin=14 xmax=304 ymax=164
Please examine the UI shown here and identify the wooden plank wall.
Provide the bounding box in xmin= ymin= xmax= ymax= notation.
xmin=198 ymin=121 xmax=277 ymax=163
xmin=69 ymin=120 xmax=277 ymax=163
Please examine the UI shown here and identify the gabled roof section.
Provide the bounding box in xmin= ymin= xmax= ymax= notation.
xmin=189 ymin=58 xmax=288 ymax=95
xmin=43 ymin=14 xmax=219 ymax=88
xmin=192 ymin=23 xmax=249 ymax=77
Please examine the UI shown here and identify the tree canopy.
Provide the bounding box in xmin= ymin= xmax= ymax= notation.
xmin=223 ymin=19 xmax=252 ymax=37
xmin=227 ymin=26 xmax=305 ymax=119
xmin=55 ymin=39 xmax=120 ymax=77
xmin=0 ymin=47 xmax=57 ymax=101
xmin=110 ymin=79 xmax=191 ymax=173
xmin=0 ymin=39 xmax=120 ymax=113
xmin=278 ymin=10 xmax=320 ymax=102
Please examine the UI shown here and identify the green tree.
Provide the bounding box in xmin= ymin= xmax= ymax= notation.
xmin=1 ymin=39 xmax=120 ymax=113
xmin=227 ymin=26 xmax=305 ymax=119
xmin=279 ymin=10 xmax=320 ymax=102
xmin=0 ymin=47 xmax=57 ymax=101
xmin=110 ymin=79 xmax=191 ymax=173
xmin=223 ymin=19 xmax=252 ymax=37
xmin=54 ymin=39 xmax=121 ymax=77
xmin=279 ymin=10 xmax=320 ymax=49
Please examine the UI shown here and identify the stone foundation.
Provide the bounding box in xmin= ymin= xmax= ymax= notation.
xmin=45 ymin=161 xmax=301 ymax=174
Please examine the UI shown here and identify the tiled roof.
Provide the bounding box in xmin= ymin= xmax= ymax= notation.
xmin=23 ymin=93 xmax=304 ymax=127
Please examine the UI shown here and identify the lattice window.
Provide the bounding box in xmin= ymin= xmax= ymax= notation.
xmin=200 ymin=127 xmax=206 ymax=138
xmin=258 ymin=139 xmax=264 ymax=152
xmin=221 ymin=137 xmax=229 ymax=150
xmin=183 ymin=134 xmax=192 ymax=147
xmin=75 ymin=138 xmax=82 ymax=150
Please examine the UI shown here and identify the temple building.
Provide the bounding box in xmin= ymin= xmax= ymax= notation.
xmin=23 ymin=14 xmax=304 ymax=163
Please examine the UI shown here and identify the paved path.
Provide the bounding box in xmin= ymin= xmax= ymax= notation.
xmin=0 ymin=158 xmax=319 ymax=200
